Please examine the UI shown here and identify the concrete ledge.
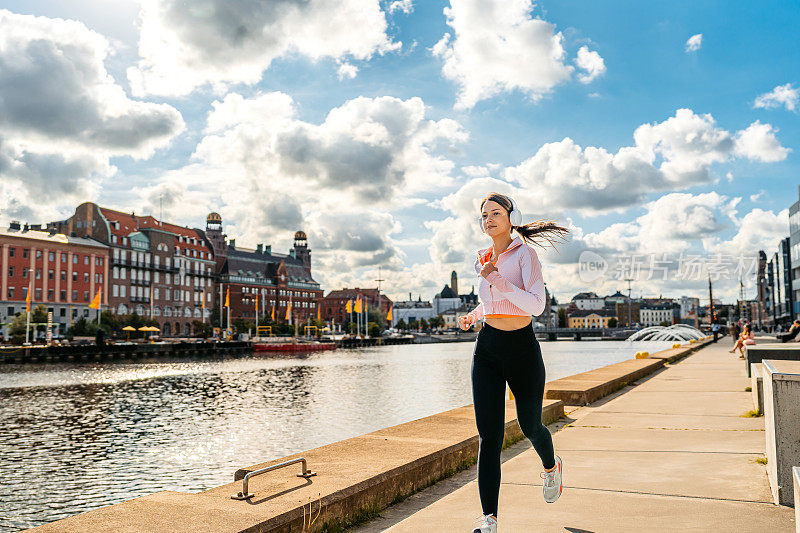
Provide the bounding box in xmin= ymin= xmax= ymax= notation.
xmin=745 ymin=344 xmax=800 ymax=377
xmin=751 ymin=363 xmax=764 ymax=414
xmin=26 ymin=399 xmax=563 ymax=532
xmin=544 ymin=358 xmax=663 ymax=405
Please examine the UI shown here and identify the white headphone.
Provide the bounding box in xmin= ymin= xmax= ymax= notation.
xmin=480 ymin=196 xmax=523 ymax=233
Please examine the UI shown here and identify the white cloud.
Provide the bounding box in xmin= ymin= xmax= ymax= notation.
xmin=389 ymin=0 xmax=414 ymax=14
xmin=685 ymin=33 xmax=702 ymax=52
xmin=0 ymin=9 xmax=183 ymax=221
xmin=134 ymin=92 xmax=467 ymax=282
xmin=128 ymin=0 xmax=401 ymax=96
xmin=754 ymin=83 xmax=799 ymax=112
xmin=337 ymin=62 xmax=359 ymax=80
xmin=733 ymin=121 xmax=791 ymax=162
xmin=499 ymin=109 xmax=788 ymax=215
xmin=432 ymin=0 xmax=580 ymax=109
xmin=575 ymin=46 xmax=606 ymax=83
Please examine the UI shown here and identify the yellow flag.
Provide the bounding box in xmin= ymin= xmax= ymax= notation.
xmin=316 ymin=304 xmax=320 ymax=320
xmin=345 ymin=299 xmax=352 ymax=313
xmin=225 ymin=287 xmax=229 ymax=307
xmin=271 ymin=304 xmax=275 ymax=321
xmin=354 ymin=297 xmax=362 ymax=313
xmin=201 ymin=291 xmax=205 ymax=309
xmin=25 ymin=281 xmax=31 ymax=312
xmin=255 ymin=294 xmax=258 ymax=309
xmin=386 ymin=307 xmax=392 ymax=321
xmin=285 ymin=298 xmax=291 ymax=320
xmin=89 ymin=289 xmax=101 ymax=309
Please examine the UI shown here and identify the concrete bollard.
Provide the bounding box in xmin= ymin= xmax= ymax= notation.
xmin=635 ymin=351 xmax=649 ymax=359
xmin=751 ymin=363 xmax=764 ymax=414
xmin=762 ymin=359 xmax=800 ymax=506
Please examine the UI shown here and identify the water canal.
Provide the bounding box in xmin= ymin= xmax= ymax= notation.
xmin=0 ymin=339 xmax=673 ymax=531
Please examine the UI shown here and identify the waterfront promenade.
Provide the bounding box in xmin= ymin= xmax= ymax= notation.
xmin=352 ymin=340 xmax=795 ymax=532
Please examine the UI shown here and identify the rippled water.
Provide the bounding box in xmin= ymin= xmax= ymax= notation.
xmin=0 ymin=339 xmax=672 ymax=531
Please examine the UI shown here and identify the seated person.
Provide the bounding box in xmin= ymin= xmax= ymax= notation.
xmin=779 ymin=320 xmax=800 ymax=342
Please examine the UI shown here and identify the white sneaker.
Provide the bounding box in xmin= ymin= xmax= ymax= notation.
xmin=472 ymin=513 xmax=497 ymax=532
xmin=540 ymin=455 xmax=563 ymax=503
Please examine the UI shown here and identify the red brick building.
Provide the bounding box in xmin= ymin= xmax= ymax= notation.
xmin=1 ymin=222 xmax=109 ymax=338
xmin=50 ymin=202 xmax=215 ymax=336
xmin=204 ymin=213 xmax=322 ymax=326
xmin=321 ymin=288 xmax=392 ymax=329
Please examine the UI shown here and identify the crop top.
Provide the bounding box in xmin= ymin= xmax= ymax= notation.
xmin=466 ymin=235 xmax=546 ymax=323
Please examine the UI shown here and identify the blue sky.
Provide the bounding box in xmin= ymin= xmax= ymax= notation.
xmin=0 ymin=1 xmax=797 ymax=304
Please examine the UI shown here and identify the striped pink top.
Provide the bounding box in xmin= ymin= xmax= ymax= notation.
xmin=466 ymin=235 xmax=547 ymax=322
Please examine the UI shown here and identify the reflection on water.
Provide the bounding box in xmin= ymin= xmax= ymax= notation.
xmin=0 ymin=340 xmax=672 ymax=531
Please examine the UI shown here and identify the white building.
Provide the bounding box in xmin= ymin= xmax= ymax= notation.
xmin=678 ymin=296 xmax=700 ymax=318
xmin=392 ymin=294 xmax=435 ymax=327
xmin=571 ymin=291 xmax=605 ymax=310
xmin=640 ymin=305 xmax=679 ymax=326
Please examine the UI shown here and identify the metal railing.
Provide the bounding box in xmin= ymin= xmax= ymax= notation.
xmin=231 ymin=457 xmax=316 ymax=500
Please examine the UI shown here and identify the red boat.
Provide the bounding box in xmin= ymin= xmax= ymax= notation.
xmin=252 ymin=341 xmax=336 ymax=352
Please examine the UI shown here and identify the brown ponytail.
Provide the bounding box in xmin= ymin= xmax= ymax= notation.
xmin=480 ymin=192 xmax=570 ymax=251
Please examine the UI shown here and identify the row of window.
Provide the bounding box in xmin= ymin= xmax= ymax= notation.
xmin=7 ymin=287 xmax=94 ymax=302
xmin=111 ymin=266 xmax=212 ymax=287
xmin=241 ymin=298 xmax=316 ymax=308
xmin=7 ymin=267 xmax=102 ymax=284
xmin=111 ymin=284 xmax=208 ymax=302
xmin=2 ymin=247 xmax=102 ymax=266
xmin=241 ymin=287 xmax=316 ymax=298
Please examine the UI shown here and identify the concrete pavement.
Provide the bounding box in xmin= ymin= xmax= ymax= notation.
xmin=350 ymin=340 xmax=796 ymax=532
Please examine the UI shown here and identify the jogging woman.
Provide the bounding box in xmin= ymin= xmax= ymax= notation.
xmin=458 ymin=192 xmax=570 ymax=533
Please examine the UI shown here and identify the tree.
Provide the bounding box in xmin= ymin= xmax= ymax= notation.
xmin=608 ymin=317 xmax=618 ymax=328
xmin=192 ymin=320 xmax=211 ymax=338
xmin=558 ymin=308 xmax=566 ymax=328
xmin=395 ymin=319 xmax=407 ymax=331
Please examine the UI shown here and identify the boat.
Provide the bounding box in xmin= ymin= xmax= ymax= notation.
xmin=252 ymin=339 xmax=337 ymax=352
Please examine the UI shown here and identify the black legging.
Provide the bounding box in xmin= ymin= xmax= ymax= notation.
xmin=471 ymin=320 xmax=556 ymax=517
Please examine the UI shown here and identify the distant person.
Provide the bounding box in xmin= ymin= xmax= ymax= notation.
xmin=458 ymin=192 xmax=570 ymax=533
xmin=729 ymin=322 xmax=740 ymax=347
xmin=730 ymin=323 xmax=754 ymax=358
xmin=711 ymin=322 xmax=720 ymax=342
xmin=95 ymin=328 xmax=105 ymax=347
xmin=778 ymin=320 xmax=800 ymax=343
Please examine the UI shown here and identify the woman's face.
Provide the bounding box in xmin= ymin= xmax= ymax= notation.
xmin=481 ymin=199 xmax=510 ymax=236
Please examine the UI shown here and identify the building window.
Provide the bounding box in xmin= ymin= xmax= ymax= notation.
xmin=48 ymin=269 xmax=54 ymax=280
xmin=7 ymin=288 xmax=13 ymax=299
xmin=61 ymin=290 xmax=66 ymax=302
xmin=61 ymin=253 xmax=66 ymax=263
xmin=36 ymin=268 xmax=41 ymax=279
xmin=84 ymin=256 xmax=89 ymax=265
xmin=9 ymin=247 xmax=15 ymax=257
xmin=83 ymin=291 xmax=89 ymax=301
xmin=49 ymin=251 xmax=55 ymax=261
xmin=23 ymin=248 xmax=29 ymax=258
xmin=22 ymin=267 xmax=28 ymax=278
xmin=61 ymin=270 xmax=66 ymax=281
xmin=72 ymin=290 xmax=77 ymax=301
xmin=36 ymin=250 xmax=42 ymax=259
xmin=84 ymin=272 xmax=89 ymax=283
xmin=8 ymin=266 xmax=13 ymax=277
xmin=47 ymin=288 xmax=54 ymax=301
xmin=73 ymin=255 xmax=78 ymax=264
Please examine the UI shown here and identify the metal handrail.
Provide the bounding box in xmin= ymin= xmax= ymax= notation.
xmin=231 ymin=457 xmax=316 ymax=500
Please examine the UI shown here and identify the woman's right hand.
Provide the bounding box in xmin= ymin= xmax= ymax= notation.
xmin=458 ymin=314 xmax=474 ymax=330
